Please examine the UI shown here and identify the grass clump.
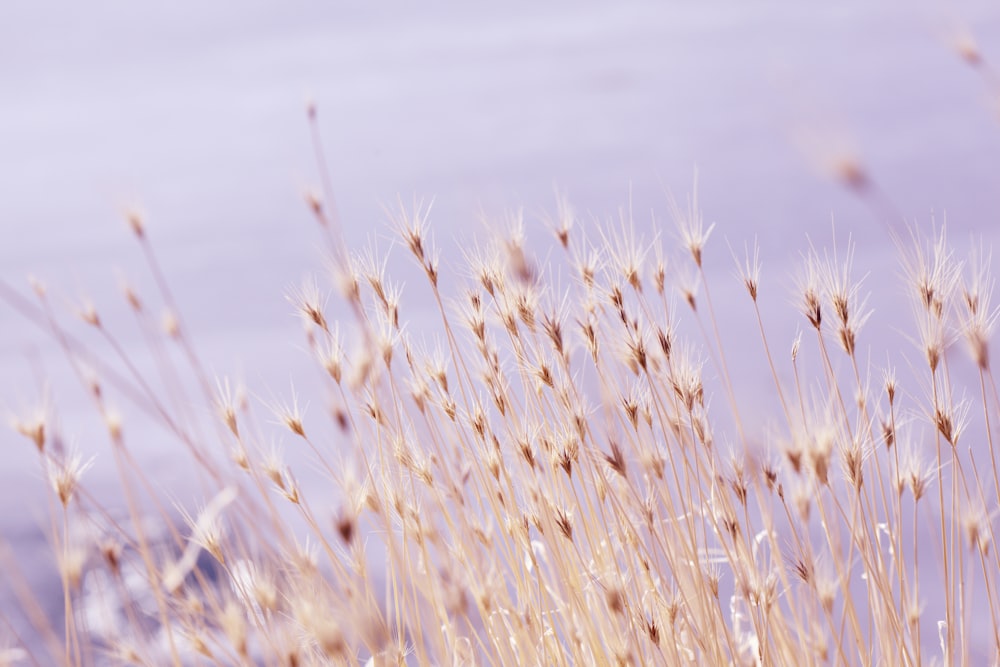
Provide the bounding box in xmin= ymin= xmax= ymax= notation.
xmin=3 ymin=184 xmax=999 ymax=667
xmin=3 ymin=112 xmax=1000 ymax=666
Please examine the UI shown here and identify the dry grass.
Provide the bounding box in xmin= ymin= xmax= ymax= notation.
xmin=5 ymin=36 xmax=1000 ymax=657
xmin=2 ymin=176 xmax=999 ymax=667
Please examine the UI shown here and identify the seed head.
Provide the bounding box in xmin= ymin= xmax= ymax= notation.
xmin=604 ymin=439 xmax=628 ymax=479
xmin=575 ymin=245 xmax=602 ymax=289
xmin=262 ymin=446 xmax=287 ymax=489
xmin=215 ymin=377 xmax=245 ymax=438
xmin=670 ymin=174 xmax=715 ymax=268
xmin=933 ymin=400 xmax=969 ymax=447
xmin=220 ymin=600 xmax=248 ymax=657
xmin=962 ymin=506 xmax=992 ymax=556
xmin=961 ymin=243 xmax=997 ymax=369
xmin=840 ymin=435 xmax=868 ymax=490
xmin=623 ymin=327 xmax=649 ymax=374
xmin=798 ymin=253 xmax=824 ymax=330
xmin=126 ymin=209 xmax=145 ymax=238
xmin=953 ymin=30 xmax=982 ymax=67
xmin=11 ymin=406 xmax=48 ymax=452
xmin=603 ymin=211 xmax=648 ymax=292
xmin=546 ymin=192 xmax=574 ymax=248
xmin=304 ymin=188 xmax=323 ymax=218
xmin=736 ymin=238 xmax=761 ymax=302
xmin=501 ymin=211 xmax=537 ymax=286
xmin=104 ymin=409 xmax=123 ymax=442
xmin=554 ymin=506 xmax=573 ymax=541
xmin=120 ymin=279 xmax=142 ymax=311
xmin=162 ymin=309 xmax=180 ymax=338
xmin=901 ymin=223 xmax=962 ymax=319
xmin=389 ymin=197 xmax=433 ymax=263
xmin=808 ymin=430 xmax=834 ymax=486
xmin=288 ymin=276 xmax=329 ymax=333
xmin=57 ymin=545 xmax=87 ymax=590
xmin=270 ymin=388 xmax=307 ymax=439
xmin=100 ymin=539 xmax=123 ymax=575
xmin=78 ymin=300 xmax=101 ymax=328
xmin=48 ymin=448 xmax=95 ymax=507
xmin=541 ymin=297 xmax=568 ymax=356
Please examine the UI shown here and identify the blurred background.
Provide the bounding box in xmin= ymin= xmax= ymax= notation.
xmin=2 ymin=0 xmax=1000 ymax=656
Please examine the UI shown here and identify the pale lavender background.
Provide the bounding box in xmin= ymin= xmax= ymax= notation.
xmin=2 ymin=0 xmax=1000 ymax=659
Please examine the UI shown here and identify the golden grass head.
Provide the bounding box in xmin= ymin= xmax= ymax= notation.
xmin=48 ymin=448 xmax=94 ymax=508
